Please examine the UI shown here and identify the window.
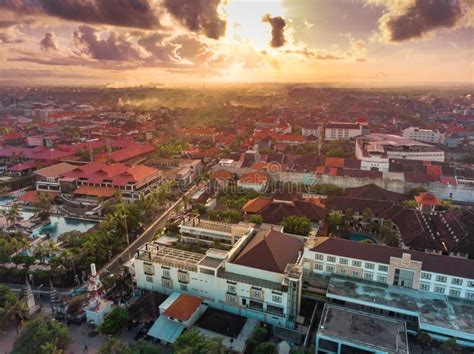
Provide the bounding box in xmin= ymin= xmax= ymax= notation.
xmin=266 ymin=304 xmax=284 ymax=316
xmin=468 ymin=281 xmax=474 ymax=288
xmin=177 ymin=271 xmax=189 ymax=283
xmin=365 ymin=263 xmax=375 ymax=270
xmin=272 ymin=295 xmax=282 ymax=303
xmin=326 ymin=265 xmax=335 ymax=273
xmin=315 ymin=253 xmax=324 ymax=261
xmin=436 ymin=275 xmax=447 ymax=283
xmin=434 ymin=286 xmax=445 ymax=294
xmin=352 ymin=260 xmax=362 ymax=267
xmin=314 ymin=263 xmax=324 ymax=271
xmin=227 ymin=284 xmax=236 ymax=294
xmin=226 ymin=293 xmax=238 ymax=304
xmin=451 ymin=278 xmax=463 ymax=286
xmin=364 ymin=273 xmax=374 ymax=281
xmin=338 ymin=268 xmax=346 ymax=275
xmin=449 ymin=289 xmax=461 ymax=297
xmin=420 ymin=272 xmax=432 ymax=280
xmin=143 ymin=263 xmax=154 ymax=275
xmin=146 ymin=275 xmax=153 ymax=283
xmin=250 ymin=287 xmax=264 ymax=300
xmin=339 ymin=258 xmax=348 ymax=265
xmin=327 ymin=256 xmax=336 ymax=263
xmin=161 ymin=278 xmax=173 ymax=289
xmin=162 ymin=269 xmax=170 ymax=278
xmin=466 ymin=292 xmax=474 ymax=300
xmin=377 ymin=275 xmax=387 ymax=283
xmin=419 ymin=282 xmax=430 ymax=291
xmin=180 ymin=284 xmax=187 ymax=291
xmin=378 ymin=265 xmax=388 ymax=272
xmin=351 ymin=271 xmax=361 ymax=278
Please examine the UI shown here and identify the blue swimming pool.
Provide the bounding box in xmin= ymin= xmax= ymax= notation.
xmin=349 ymin=233 xmax=378 ymax=244
xmin=31 ymin=216 xmax=98 ymax=240
xmin=0 ymin=195 xmax=16 ymax=206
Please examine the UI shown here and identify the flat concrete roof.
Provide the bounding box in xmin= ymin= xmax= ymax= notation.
xmin=327 ymin=276 xmax=474 ymax=339
xmin=318 ymin=304 xmax=408 ymax=354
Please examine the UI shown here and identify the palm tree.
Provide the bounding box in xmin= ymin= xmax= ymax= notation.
xmin=4 ymin=293 xmax=29 ymax=334
xmin=60 ymin=249 xmax=78 ymax=282
xmin=5 ymin=203 xmax=20 ymax=227
xmin=35 ymin=192 xmax=52 ymax=221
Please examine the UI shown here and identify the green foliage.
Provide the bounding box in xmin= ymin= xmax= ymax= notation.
xmin=307 ymin=183 xmax=344 ymax=196
xmin=12 ymin=316 xmax=70 ymax=354
xmin=246 ymin=327 xmax=269 ymax=353
xmin=281 ymin=215 xmax=312 ymax=236
xmin=327 ymin=210 xmax=344 ymax=234
xmin=208 ymin=209 xmax=242 ymax=223
xmin=219 ymin=188 xmax=261 ymax=210
xmin=0 ymin=232 xmax=29 ymax=259
xmin=403 ymin=200 xmax=418 ymax=209
xmin=156 ymin=139 xmax=188 ymax=158
xmin=416 ymin=331 xmax=433 ymax=349
xmin=441 ymin=338 xmax=461 ymax=353
xmin=99 ymin=338 xmax=161 ymax=354
xmin=193 ymin=203 xmax=207 ymax=215
xmin=98 ymin=307 xmax=129 ymax=336
xmin=172 ymin=328 xmax=227 ymax=354
xmin=380 ymin=221 xmax=399 ymax=247
xmin=249 ymin=215 xmax=263 ymax=225
xmin=35 ymin=192 xmax=52 ymax=221
xmin=254 ymin=342 xmax=277 ymax=354
xmin=0 ymin=284 xmax=29 ymax=330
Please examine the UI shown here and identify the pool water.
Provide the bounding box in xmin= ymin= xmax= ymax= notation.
xmin=0 ymin=195 xmax=16 ymax=206
xmin=349 ymin=233 xmax=378 ymax=244
xmin=32 ymin=216 xmax=98 ymax=240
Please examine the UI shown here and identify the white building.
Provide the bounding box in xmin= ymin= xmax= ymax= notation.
xmin=303 ymin=237 xmax=474 ymax=347
xmin=403 ymin=127 xmax=445 ymax=144
xmin=355 ymin=133 xmax=445 ymax=171
xmin=134 ymin=229 xmax=304 ymax=329
xmin=179 ymin=214 xmax=253 ymax=249
xmin=324 ymin=122 xmax=362 ymax=141
xmin=301 ymin=123 xmax=321 ymax=138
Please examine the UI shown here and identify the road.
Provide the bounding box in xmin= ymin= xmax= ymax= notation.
xmin=97 ymin=186 xmax=196 ymax=276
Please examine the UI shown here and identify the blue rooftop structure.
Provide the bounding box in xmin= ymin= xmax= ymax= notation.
xmin=147 ymin=315 xmax=186 ymax=344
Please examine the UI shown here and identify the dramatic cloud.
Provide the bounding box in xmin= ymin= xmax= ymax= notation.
xmin=73 ymin=26 xmax=147 ymax=61
xmin=374 ymin=0 xmax=471 ymax=42
xmin=262 ymin=14 xmax=286 ymax=48
xmin=163 ymin=0 xmax=226 ymax=39
xmin=0 ymin=0 xmax=162 ymax=29
xmin=40 ymin=32 xmax=58 ymax=51
xmin=0 ymin=23 xmax=23 ymax=44
xmin=284 ymin=48 xmax=345 ymax=60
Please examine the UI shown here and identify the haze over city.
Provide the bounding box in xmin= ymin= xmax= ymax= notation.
xmin=0 ymin=0 xmax=473 ymax=86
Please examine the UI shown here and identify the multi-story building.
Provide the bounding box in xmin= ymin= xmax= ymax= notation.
xmin=356 ymin=133 xmax=445 ymax=171
xmin=324 ymin=122 xmax=362 ymax=141
xmin=301 ymin=123 xmax=321 ymax=138
xmin=178 ymin=214 xmax=253 ymax=249
xmin=303 ymin=237 xmax=474 ymax=347
xmin=134 ymin=229 xmax=304 ymax=329
xmin=403 ymin=127 xmax=445 ymax=144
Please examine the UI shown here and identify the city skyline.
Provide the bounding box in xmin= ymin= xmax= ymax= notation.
xmin=0 ymin=0 xmax=473 ymax=86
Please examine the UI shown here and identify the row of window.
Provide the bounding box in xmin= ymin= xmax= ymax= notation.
xmin=420 ymin=272 xmax=473 ymax=287
xmin=315 ymin=263 xmax=387 ymax=284
xmin=315 ymin=254 xmax=388 ymax=272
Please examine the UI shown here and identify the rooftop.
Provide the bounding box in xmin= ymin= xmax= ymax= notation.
xmin=137 ymin=244 xmax=205 ymax=271
xmin=318 ymin=304 xmax=408 ymax=354
xmin=327 ymin=276 xmax=474 ymax=338
xmin=164 ymin=294 xmax=202 ymax=322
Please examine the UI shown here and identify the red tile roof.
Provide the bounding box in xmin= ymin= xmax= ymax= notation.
xmin=415 ymin=192 xmax=440 ymax=206
xmin=164 ymin=294 xmax=202 ymax=322
xmin=18 ymin=190 xmax=58 ymax=203
xmin=239 ymin=172 xmax=268 ymax=185
xmin=110 ymin=144 xmax=155 ymax=162
xmin=242 ymin=197 xmax=273 ymax=214
xmin=325 ymin=157 xmax=345 ymax=168
xmin=232 ymin=229 xmax=303 ymax=273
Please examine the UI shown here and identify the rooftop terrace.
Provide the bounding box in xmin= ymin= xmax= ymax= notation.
xmin=137 ymin=244 xmax=205 ymax=271
xmin=327 ymin=276 xmax=474 ymax=339
xmin=318 ymin=304 xmax=408 ymax=354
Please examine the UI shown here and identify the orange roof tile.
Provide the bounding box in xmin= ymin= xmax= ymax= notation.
xmin=19 ymin=191 xmax=58 ymax=203
xmin=415 ymin=192 xmax=440 ymax=206
xmin=242 ymin=197 xmax=272 ymax=213
xmin=164 ymin=294 xmax=202 ymax=322
xmin=239 ymin=172 xmax=268 ymax=184
xmin=325 ymin=157 xmax=345 ymax=168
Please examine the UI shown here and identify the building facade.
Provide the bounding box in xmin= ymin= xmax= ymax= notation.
xmin=403 ymin=127 xmax=445 ymax=144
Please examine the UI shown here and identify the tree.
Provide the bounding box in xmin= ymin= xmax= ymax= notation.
xmin=281 ymin=216 xmax=312 ymax=236
xmin=172 ymin=328 xmax=227 ymax=354
xmin=98 ymin=307 xmax=130 ymax=336
xmin=416 ymin=332 xmax=432 ymax=354
xmin=246 ymin=327 xmax=269 ymax=353
xmin=0 ymin=284 xmax=29 ymax=333
xmin=362 ymin=208 xmax=373 ymax=223
xmin=249 ymin=215 xmax=263 ymax=225
xmin=327 ymin=210 xmax=344 ymax=234
xmin=254 ymin=342 xmax=277 ymax=354
xmin=380 ymin=221 xmax=399 ymax=247
xmin=441 ymin=338 xmax=461 ymax=353
xmin=5 ymin=203 xmax=20 ymax=227
xmin=35 ymin=192 xmax=52 ymax=221
xmin=407 ymin=187 xmax=427 ymax=198
xmin=12 ymin=316 xmax=70 ymax=354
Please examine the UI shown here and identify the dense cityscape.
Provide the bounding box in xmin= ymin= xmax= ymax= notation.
xmin=0 ymin=1 xmax=473 ymax=354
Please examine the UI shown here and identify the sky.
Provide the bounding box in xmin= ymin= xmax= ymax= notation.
xmin=0 ymin=0 xmax=473 ymax=86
